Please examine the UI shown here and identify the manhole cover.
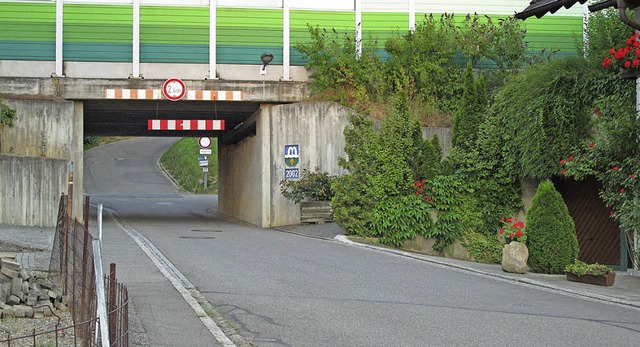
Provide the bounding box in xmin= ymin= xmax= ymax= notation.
xmin=191 ymin=229 xmax=223 ymax=233
xmin=179 ymin=236 xmax=215 ymax=240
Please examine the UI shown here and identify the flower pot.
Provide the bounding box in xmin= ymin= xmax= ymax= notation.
xmin=566 ymin=272 xmax=616 ymax=286
xmin=300 ymin=200 xmax=333 ymax=224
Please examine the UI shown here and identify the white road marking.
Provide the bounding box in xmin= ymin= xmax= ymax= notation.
xmin=105 ymin=208 xmax=236 ymax=346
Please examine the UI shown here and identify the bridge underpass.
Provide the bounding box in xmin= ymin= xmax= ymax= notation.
xmin=0 ymin=77 xmax=351 ymax=228
xmin=82 ymin=99 xmax=262 ymax=141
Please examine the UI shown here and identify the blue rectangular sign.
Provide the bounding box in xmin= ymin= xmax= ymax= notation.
xmin=284 ymin=168 xmax=300 ymax=179
xmin=285 ymin=145 xmax=300 ymax=158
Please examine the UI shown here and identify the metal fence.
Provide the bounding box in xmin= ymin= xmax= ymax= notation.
xmin=1 ymin=191 xmax=129 ymax=346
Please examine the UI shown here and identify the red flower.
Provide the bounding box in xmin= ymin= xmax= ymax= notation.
xmin=594 ymin=107 xmax=600 ymax=114
xmin=624 ymin=61 xmax=632 ymax=68
xmin=515 ymin=230 xmax=523 ymax=238
xmin=509 ymin=233 xmax=515 ymax=239
xmin=589 ymin=142 xmax=595 ymax=148
xmin=634 ymin=59 xmax=640 ymax=68
xmin=499 ymin=217 xmax=505 ymax=222
xmin=610 ymin=210 xmax=615 ymax=215
xmin=414 ymin=180 xmax=423 ymax=187
xmin=631 ymin=173 xmax=636 ymax=179
xmin=513 ymin=221 xmax=525 ymax=229
xmin=602 ymin=57 xmax=613 ymax=67
xmin=560 ymin=159 xmax=565 ymax=165
xmin=610 ymin=48 xmax=616 ymax=55
xmin=620 ymin=189 xmax=625 ymax=193
xmin=562 ymin=169 xmax=567 ymax=175
xmin=506 ymin=218 xmax=512 ymax=223
xmin=499 ymin=229 xmax=505 ymax=235
xmin=614 ymin=166 xmax=619 ymax=172
xmin=636 ymin=49 xmax=640 ymax=58
xmin=569 ymin=155 xmax=574 ymax=162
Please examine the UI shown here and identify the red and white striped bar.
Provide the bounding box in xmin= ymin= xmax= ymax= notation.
xmin=105 ymin=89 xmax=242 ymax=101
xmin=148 ymin=119 xmax=225 ymax=131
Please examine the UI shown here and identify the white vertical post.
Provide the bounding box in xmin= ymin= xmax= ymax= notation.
xmin=93 ymin=204 xmax=109 ymax=346
xmin=133 ymin=0 xmax=140 ymax=78
xmin=209 ymin=0 xmax=217 ymax=79
xmin=409 ymin=0 xmax=416 ymax=33
xmin=355 ymin=0 xmax=362 ymax=58
xmin=582 ymin=2 xmax=589 ymax=58
xmin=98 ymin=204 xmax=103 ymax=242
xmin=55 ymin=0 xmax=63 ymax=76
xmin=93 ymin=240 xmax=110 ymax=347
xmin=283 ymin=0 xmax=290 ymax=81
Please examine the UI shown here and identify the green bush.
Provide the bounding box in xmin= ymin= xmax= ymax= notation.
xmin=462 ymin=232 xmax=502 ymax=264
xmin=526 ymin=180 xmax=579 ymax=274
xmin=371 ymin=194 xmax=433 ymax=246
xmin=491 ymin=56 xmax=593 ymax=179
xmin=332 ymin=94 xmax=441 ymax=238
xmin=280 ymin=168 xmax=335 ymax=203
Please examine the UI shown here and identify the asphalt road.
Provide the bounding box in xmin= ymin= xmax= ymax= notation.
xmin=84 ymin=137 xmax=640 ymax=346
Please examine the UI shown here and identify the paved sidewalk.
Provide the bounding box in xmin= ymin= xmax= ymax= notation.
xmin=279 ymin=222 xmax=640 ymax=310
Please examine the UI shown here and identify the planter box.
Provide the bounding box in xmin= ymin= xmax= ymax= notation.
xmin=300 ymin=201 xmax=332 ymax=224
xmin=566 ymin=272 xmax=616 ymax=286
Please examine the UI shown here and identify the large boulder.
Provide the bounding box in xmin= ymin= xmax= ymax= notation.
xmin=502 ymin=242 xmax=529 ymax=274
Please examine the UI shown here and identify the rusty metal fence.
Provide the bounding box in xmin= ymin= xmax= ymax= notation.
xmin=1 ymin=192 xmax=129 ymax=346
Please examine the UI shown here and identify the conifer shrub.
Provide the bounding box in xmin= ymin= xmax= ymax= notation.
xmin=525 ymin=180 xmax=579 ymax=274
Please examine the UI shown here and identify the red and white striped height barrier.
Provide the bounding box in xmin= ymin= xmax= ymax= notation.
xmin=148 ymin=119 xmax=225 ymax=131
xmin=105 ymin=89 xmax=242 ymax=101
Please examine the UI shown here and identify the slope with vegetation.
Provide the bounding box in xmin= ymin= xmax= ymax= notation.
xmin=297 ymin=9 xmax=639 ymax=269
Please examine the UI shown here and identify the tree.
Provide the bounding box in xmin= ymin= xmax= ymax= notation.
xmin=526 ymin=180 xmax=579 ymax=274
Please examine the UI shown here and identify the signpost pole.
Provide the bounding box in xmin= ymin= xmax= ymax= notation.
xmin=198 ymin=137 xmax=212 ymax=190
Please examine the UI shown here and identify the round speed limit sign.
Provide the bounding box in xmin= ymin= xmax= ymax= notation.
xmin=162 ymin=78 xmax=186 ymax=101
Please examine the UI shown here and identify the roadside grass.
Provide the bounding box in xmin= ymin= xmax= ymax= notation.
xmin=160 ymin=137 xmax=218 ymax=194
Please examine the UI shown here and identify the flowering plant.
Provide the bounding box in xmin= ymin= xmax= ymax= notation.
xmin=601 ymin=32 xmax=640 ymax=69
xmin=414 ymin=179 xmax=434 ymax=204
xmin=498 ymin=217 xmax=527 ymax=243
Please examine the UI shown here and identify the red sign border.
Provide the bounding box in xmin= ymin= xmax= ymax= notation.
xmin=162 ymin=78 xmax=186 ymax=101
xmin=198 ymin=136 xmax=212 ymax=149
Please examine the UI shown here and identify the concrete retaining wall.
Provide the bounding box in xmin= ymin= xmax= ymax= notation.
xmin=422 ymin=127 xmax=452 ymax=157
xmin=0 ymin=99 xmax=83 ymax=225
xmin=0 ymin=155 xmax=69 ymax=227
xmin=219 ymin=102 xmax=351 ymax=227
xmin=0 ymin=99 xmax=74 ymax=158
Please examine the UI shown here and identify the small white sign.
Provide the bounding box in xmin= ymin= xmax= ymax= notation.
xmin=199 ymin=160 xmax=208 ymax=167
xmin=202 ymin=167 xmax=209 ymax=173
xmin=200 ymin=149 xmax=212 ymax=155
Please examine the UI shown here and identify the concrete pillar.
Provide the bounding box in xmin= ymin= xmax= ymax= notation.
xmin=72 ymin=101 xmax=84 ymax=222
xmin=259 ymin=105 xmax=272 ymax=227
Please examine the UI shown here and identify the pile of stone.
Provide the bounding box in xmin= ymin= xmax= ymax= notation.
xmin=0 ymin=257 xmax=68 ymax=319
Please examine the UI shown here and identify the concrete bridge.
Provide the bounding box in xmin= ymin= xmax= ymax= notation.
xmin=0 ymin=0 xmax=581 ymax=227
xmin=0 ymin=76 xmax=351 ymax=228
